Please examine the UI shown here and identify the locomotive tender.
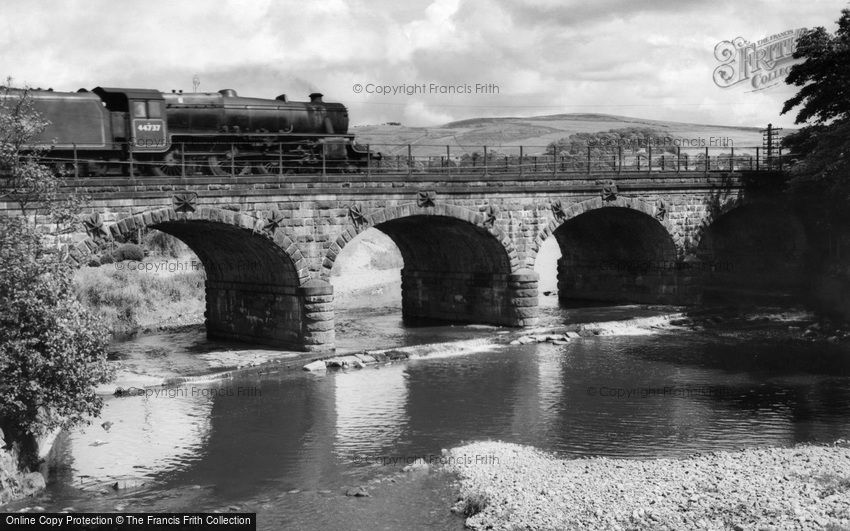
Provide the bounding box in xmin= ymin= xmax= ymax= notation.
xmin=14 ymin=86 xmax=370 ymax=176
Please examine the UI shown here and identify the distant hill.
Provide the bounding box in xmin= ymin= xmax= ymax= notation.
xmin=351 ymin=113 xmax=771 ymax=156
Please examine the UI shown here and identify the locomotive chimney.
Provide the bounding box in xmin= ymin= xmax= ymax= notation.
xmin=309 ymin=92 xmax=323 ymax=103
xmin=218 ymin=89 xmax=238 ymax=97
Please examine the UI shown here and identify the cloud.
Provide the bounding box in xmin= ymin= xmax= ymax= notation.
xmin=0 ymin=0 xmax=844 ymax=129
xmin=403 ymin=100 xmax=455 ymax=126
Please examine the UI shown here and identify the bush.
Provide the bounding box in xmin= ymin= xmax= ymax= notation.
xmin=114 ymin=243 xmax=144 ymax=262
xmin=0 ymin=218 xmax=114 ymax=440
xmin=99 ymin=253 xmax=113 ymax=265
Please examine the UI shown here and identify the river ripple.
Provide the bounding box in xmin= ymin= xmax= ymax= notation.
xmin=6 ymin=304 xmax=850 ymax=530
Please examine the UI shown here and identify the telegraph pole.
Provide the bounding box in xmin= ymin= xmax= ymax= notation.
xmin=761 ymin=123 xmax=782 ymax=167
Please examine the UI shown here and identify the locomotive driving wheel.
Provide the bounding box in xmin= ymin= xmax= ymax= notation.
xmin=208 ymin=147 xmax=251 ymax=176
xmin=149 ymin=148 xmax=184 ymax=177
xmin=252 ymin=159 xmax=294 ymax=175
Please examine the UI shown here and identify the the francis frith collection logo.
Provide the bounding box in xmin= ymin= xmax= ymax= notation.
xmin=713 ymin=28 xmax=808 ymax=91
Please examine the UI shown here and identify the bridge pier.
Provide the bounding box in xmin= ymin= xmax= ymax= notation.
xmin=299 ymin=280 xmax=335 ymax=351
xmin=400 ymin=269 xmax=538 ymax=327
xmin=556 ymin=257 xmax=690 ymax=305
xmin=205 ymin=279 xmax=334 ymax=351
xmin=205 ymin=282 xmax=303 ymax=348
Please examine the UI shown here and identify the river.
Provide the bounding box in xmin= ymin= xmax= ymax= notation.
xmin=5 ymin=299 xmax=850 ymax=530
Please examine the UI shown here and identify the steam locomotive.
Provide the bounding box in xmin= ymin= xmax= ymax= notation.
xmin=14 ymin=86 xmax=372 ymax=176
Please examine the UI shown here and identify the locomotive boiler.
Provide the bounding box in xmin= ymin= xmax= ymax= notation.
xmin=13 ymin=86 xmax=371 ymax=176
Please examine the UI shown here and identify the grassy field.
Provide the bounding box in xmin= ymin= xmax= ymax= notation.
xmin=73 ymin=260 xmax=206 ymax=336
xmin=73 ymin=230 xmax=205 ymax=336
xmin=352 ymin=112 xmax=768 ymax=156
xmin=72 ymin=229 xmax=406 ymax=337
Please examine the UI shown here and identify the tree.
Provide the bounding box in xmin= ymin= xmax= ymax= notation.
xmin=0 ymin=82 xmax=113 ymax=462
xmin=780 ymin=10 xmax=850 ymax=189
xmin=0 ymin=219 xmax=113 ymax=438
xmin=780 ymin=9 xmax=850 ymax=269
xmin=0 ymin=81 xmax=85 ymax=231
xmin=781 ymin=11 xmax=850 ymax=126
xmin=546 ymin=127 xmax=677 ymax=171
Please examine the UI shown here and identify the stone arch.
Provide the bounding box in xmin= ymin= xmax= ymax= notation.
xmin=530 ymin=197 xmax=683 ymax=304
xmin=527 ymin=196 xmax=670 ymax=269
xmin=686 ymin=195 xmax=750 ymax=255
xmin=694 ymin=199 xmax=809 ymax=300
xmin=323 ymin=201 xmax=535 ymax=327
xmin=321 ymin=202 xmax=520 ymax=281
xmin=68 ymin=206 xmax=330 ymax=350
xmin=67 ymin=206 xmax=310 ymax=285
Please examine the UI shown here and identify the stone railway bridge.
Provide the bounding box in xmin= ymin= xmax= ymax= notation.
xmin=9 ymin=169 xmax=806 ymax=351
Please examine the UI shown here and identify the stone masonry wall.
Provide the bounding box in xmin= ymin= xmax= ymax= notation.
xmin=2 ymin=170 xmax=749 ymax=350
xmin=401 ymin=270 xmax=539 ymax=327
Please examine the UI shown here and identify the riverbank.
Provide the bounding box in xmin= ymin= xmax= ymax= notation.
xmin=446 ymin=440 xmax=850 ymax=530
xmin=73 ymin=259 xmax=206 ymax=336
xmin=72 ymin=257 xmax=402 ymax=338
xmin=0 ymin=431 xmax=46 ymax=506
xmin=103 ymin=305 xmax=846 ymax=392
xmin=6 ymin=300 xmax=850 ymax=526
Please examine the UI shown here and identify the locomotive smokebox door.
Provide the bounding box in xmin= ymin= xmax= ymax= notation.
xmin=130 ymin=99 xmax=169 ymax=152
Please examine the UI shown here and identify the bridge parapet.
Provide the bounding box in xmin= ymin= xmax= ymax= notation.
xmin=34 ymin=140 xmax=783 ymax=179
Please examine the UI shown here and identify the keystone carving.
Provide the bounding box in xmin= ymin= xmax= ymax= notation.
xmin=417 ymin=190 xmax=437 ymax=208
xmin=483 ymin=204 xmax=498 ymax=228
xmin=601 ymin=180 xmax=618 ymax=202
xmin=551 ymin=200 xmax=566 ymax=222
xmin=172 ymin=192 xmax=198 ymax=213
xmin=263 ymin=210 xmax=285 ymax=233
xmin=656 ymin=199 xmax=667 ymax=221
xmin=347 ymin=204 xmax=368 ymax=228
xmin=81 ymin=212 xmax=108 ymax=239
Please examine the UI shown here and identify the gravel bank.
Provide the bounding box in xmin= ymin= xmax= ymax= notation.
xmin=446 ymin=441 xmax=850 ymax=530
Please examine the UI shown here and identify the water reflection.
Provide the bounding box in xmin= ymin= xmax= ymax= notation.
xmin=159 ymin=374 xmax=340 ymax=499
xmin=15 ymin=307 xmax=850 ymax=530
xmin=334 ymin=364 xmax=409 ymax=460
xmin=531 ymin=349 xmax=564 ymax=442
xmin=59 ymin=390 xmax=212 ymax=488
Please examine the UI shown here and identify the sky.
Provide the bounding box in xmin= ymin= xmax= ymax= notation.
xmin=1 ymin=0 xmax=846 ymax=128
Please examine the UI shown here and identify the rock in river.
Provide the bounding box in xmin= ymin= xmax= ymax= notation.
xmin=302 ymin=360 xmax=327 ymax=372
xmin=344 ymin=486 xmax=371 ymax=497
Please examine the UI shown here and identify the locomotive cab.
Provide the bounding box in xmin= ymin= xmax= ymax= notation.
xmin=92 ymin=87 xmax=169 ymax=154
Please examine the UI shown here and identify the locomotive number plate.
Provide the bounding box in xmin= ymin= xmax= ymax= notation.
xmin=132 ymin=119 xmax=168 ymax=151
